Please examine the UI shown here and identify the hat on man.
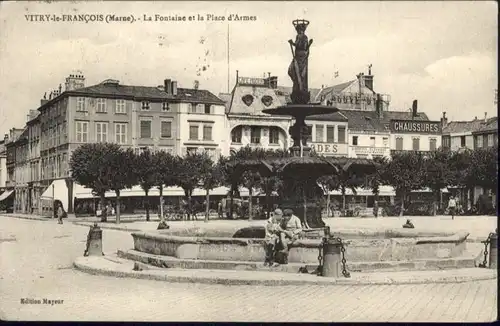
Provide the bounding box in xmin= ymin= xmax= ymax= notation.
xmin=283 ymin=209 xmax=294 ymax=216
xmin=273 ymin=208 xmax=283 ymax=216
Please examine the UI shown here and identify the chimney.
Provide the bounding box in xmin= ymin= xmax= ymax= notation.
xmin=65 ymin=72 xmax=86 ymax=91
xmin=172 ymin=81 xmax=178 ymax=96
xmin=357 ymin=73 xmax=365 ymax=88
xmin=4 ymin=134 xmax=8 ymax=142
xmin=364 ymin=75 xmax=374 ymax=91
xmin=441 ymin=112 xmax=448 ymax=128
xmin=484 ymin=112 xmax=487 ymax=122
xmin=269 ymin=76 xmax=278 ymax=89
xmin=412 ymin=100 xmax=418 ymax=118
xmin=375 ymin=93 xmax=383 ymax=119
xmin=236 ymin=70 xmax=239 ymax=85
xmin=164 ymin=79 xmax=172 ymax=94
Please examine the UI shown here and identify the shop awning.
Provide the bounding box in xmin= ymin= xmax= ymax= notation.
xmin=0 ymin=190 xmax=14 ymax=202
xmin=40 ymin=179 xmax=69 ymax=210
xmin=327 ymin=185 xmax=396 ymax=197
xmin=73 ymin=185 xmax=231 ymax=199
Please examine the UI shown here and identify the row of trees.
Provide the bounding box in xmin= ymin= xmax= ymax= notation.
xmin=70 ymin=143 xmax=497 ymax=223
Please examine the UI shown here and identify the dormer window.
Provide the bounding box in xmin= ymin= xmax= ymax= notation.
xmin=141 ymin=101 xmax=150 ymax=110
xmin=162 ymin=102 xmax=170 ymax=111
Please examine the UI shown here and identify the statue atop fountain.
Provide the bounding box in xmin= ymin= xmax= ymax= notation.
xmin=288 ymin=19 xmax=313 ymax=105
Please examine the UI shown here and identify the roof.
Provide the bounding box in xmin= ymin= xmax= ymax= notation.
xmin=69 ymin=83 xmax=225 ymax=104
xmin=329 ymin=109 xmax=430 ymax=132
xmin=314 ymin=80 xmax=356 ymax=102
xmin=225 ymin=84 xmax=287 ymax=116
xmin=275 ymin=86 xmax=323 ymax=104
xmin=442 ymin=117 xmax=497 ymax=134
xmin=218 ymin=92 xmax=232 ymax=112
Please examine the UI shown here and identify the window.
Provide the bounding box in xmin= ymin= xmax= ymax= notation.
xmin=315 ymin=125 xmax=324 ymax=142
xmin=269 ymin=127 xmax=280 ymax=144
xmin=140 ymin=120 xmax=152 ymax=138
xmin=352 ymin=136 xmax=358 ymax=146
xmin=162 ymin=102 xmax=170 ymax=111
xmin=475 ymin=135 xmax=483 ymax=148
xmin=395 ymin=137 xmax=403 ymax=150
xmin=115 ymin=123 xmax=127 ymax=144
xmin=429 ymin=138 xmax=437 ymax=151
xmin=306 ymin=125 xmax=312 ymax=143
xmin=231 ymin=126 xmax=242 ymax=143
xmin=251 ymin=127 xmax=261 ymax=144
xmin=160 ymin=121 xmax=172 ymax=138
xmin=96 ymin=98 xmax=106 ymax=113
xmin=204 ymin=104 xmax=211 ymax=114
xmin=189 ymin=125 xmax=199 ymax=140
xmin=76 ymin=97 xmax=86 ymax=112
xmin=370 ymin=136 xmax=376 ymax=147
xmin=326 ymin=126 xmax=335 ymax=143
xmin=337 ymin=126 xmax=346 ymax=143
xmin=200 ymin=125 xmax=212 ymax=141
xmin=482 ymin=134 xmax=488 ymax=148
xmin=383 ymin=137 xmax=389 ymax=147
xmin=96 ymin=122 xmax=108 ymax=142
xmin=442 ymin=136 xmax=451 ymax=149
xmin=460 ymin=136 xmax=466 ymax=147
xmin=189 ymin=103 xmax=197 ymax=113
xmin=62 ymin=153 xmax=68 ymax=176
xmin=412 ymin=137 xmax=420 ymax=151
xmin=75 ymin=121 xmax=88 ymax=143
xmin=116 ymin=99 xmax=126 ymax=114
xmin=487 ymin=134 xmax=494 ymax=147
xmin=141 ymin=101 xmax=150 ymax=111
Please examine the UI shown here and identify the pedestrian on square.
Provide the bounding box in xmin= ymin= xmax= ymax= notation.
xmin=275 ymin=208 xmax=303 ymax=265
xmin=264 ymin=208 xmax=284 ymax=266
xmin=448 ymin=196 xmax=457 ymax=220
xmin=56 ymin=202 xmax=65 ymax=225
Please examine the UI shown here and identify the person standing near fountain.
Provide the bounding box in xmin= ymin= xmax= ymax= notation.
xmin=264 ymin=209 xmax=284 ymax=266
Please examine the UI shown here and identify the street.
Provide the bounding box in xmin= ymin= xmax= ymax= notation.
xmin=0 ymin=216 xmax=497 ymax=322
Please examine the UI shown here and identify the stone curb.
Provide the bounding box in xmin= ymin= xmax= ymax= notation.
xmin=0 ymin=214 xmax=52 ymax=221
xmin=74 ymin=255 xmax=497 ymax=286
xmin=72 ymin=221 xmax=143 ymax=232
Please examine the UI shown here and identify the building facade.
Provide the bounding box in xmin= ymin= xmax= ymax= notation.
xmin=0 ymin=139 xmax=6 ymax=190
xmin=441 ymin=113 xmax=496 ymax=151
xmin=222 ymin=74 xmax=292 ymax=155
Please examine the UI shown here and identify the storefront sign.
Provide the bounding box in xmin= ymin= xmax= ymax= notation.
xmin=390 ymin=120 xmax=441 ymax=134
xmin=310 ymin=143 xmax=348 ymax=155
xmin=238 ymin=77 xmax=266 ymax=86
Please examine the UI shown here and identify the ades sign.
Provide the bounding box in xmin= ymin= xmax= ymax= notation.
xmin=390 ymin=120 xmax=442 ymax=134
xmin=311 ymin=143 xmax=339 ymax=154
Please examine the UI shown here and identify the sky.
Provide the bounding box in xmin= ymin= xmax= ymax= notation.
xmin=0 ymin=1 xmax=497 ymax=137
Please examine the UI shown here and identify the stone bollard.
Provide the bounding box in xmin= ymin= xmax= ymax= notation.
xmin=84 ymin=223 xmax=104 ymax=257
xmin=489 ymin=232 xmax=497 ymax=269
xmin=321 ymin=237 xmax=342 ymax=278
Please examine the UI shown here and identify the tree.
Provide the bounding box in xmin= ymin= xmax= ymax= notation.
xmin=70 ymin=143 xmax=136 ymax=224
xmin=470 ymin=147 xmax=498 ymax=194
xmin=107 ymin=147 xmax=137 ymax=224
xmin=70 ymin=143 xmax=117 ymax=222
xmin=200 ymin=157 xmax=222 ymax=222
xmin=155 ymin=151 xmax=177 ymax=227
xmin=383 ymin=151 xmax=426 ymax=216
xmin=422 ymin=149 xmax=454 ymax=215
xmin=135 ymin=149 xmax=156 ymax=221
xmin=175 ymin=152 xmax=212 ymax=220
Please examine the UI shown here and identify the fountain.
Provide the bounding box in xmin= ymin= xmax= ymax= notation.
xmin=116 ymin=20 xmax=480 ymax=276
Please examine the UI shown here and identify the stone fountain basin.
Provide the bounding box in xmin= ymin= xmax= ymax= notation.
xmin=131 ymin=229 xmax=470 ymax=263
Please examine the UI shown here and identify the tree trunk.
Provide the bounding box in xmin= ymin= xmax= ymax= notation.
xmin=100 ymin=193 xmax=107 ymax=222
xmin=229 ymin=184 xmax=234 ymax=219
xmin=115 ymin=190 xmax=121 ymax=224
xmin=187 ymin=191 xmax=192 ymax=221
xmin=326 ymin=192 xmax=331 ymax=217
xmin=399 ymin=191 xmax=405 ymax=217
xmin=159 ymin=185 xmax=164 ymax=223
xmin=205 ymin=189 xmax=210 ymax=223
xmin=145 ymin=188 xmax=150 ymax=221
xmin=341 ymin=187 xmax=346 ymax=211
xmin=248 ymin=187 xmax=253 ymax=221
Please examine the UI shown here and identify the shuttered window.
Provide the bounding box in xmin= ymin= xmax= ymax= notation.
xmin=161 ymin=121 xmax=172 ymax=138
xmin=396 ymin=137 xmax=403 ymax=150
xmin=337 ymin=126 xmax=346 ymax=143
xmin=326 ymin=126 xmax=335 ymax=142
xmin=140 ymin=120 xmax=151 ymax=138
xmin=203 ymin=125 xmax=213 ymax=141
